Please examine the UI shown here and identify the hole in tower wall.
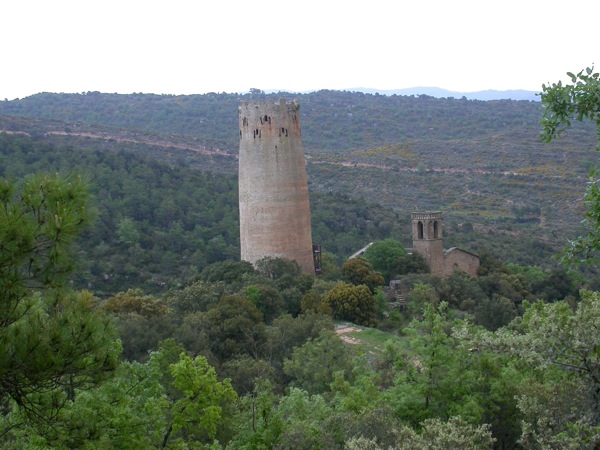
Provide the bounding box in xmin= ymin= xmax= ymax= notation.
xmin=433 ymin=221 xmax=439 ymax=238
xmin=418 ymin=221 xmax=424 ymax=239
xmin=264 ymin=115 xmax=268 ymax=122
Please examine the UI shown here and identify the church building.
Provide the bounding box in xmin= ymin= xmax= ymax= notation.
xmin=409 ymin=211 xmax=479 ymax=277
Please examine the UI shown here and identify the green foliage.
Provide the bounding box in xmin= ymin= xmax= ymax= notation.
xmin=196 ymin=295 xmax=266 ymax=361
xmin=144 ymin=339 xmax=238 ymax=447
xmin=113 ymin=312 xmax=176 ymax=363
xmin=341 ymin=257 xmax=385 ymax=293
xmin=4 ymin=87 xmax=600 ymax=448
xmin=346 ymin=417 xmax=496 ymax=450
xmin=530 ymin=267 xmax=579 ymax=302
xmin=229 ymin=380 xmax=283 ymax=449
xmin=7 ymin=360 xmax=167 ymax=449
xmin=564 ymin=174 xmax=600 ymax=264
xmin=386 ymin=303 xmax=486 ymax=426
xmin=0 ymin=175 xmax=120 ymax=438
xmin=393 ymin=416 xmax=495 ymax=450
xmin=516 ymin=375 xmax=598 ymax=449
xmin=246 ymin=284 xmax=284 ymax=324
xmin=310 ymin=192 xmax=403 ymax=261
xmin=396 ymin=251 xmax=430 ymax=276
xmin=541 ymin=66 xmax=600 ymax=264
xmin=220 ymin=356 xmax=276 ymax=396
xmin=457 ymin=291 xmax=600 ymax=447
xmin=323 ymin=282 xmax=378 ymax=326
xmin=363 ymin=238 xmax=408 ymax=282
xmin=283 ymin=330 xmax=353 ymax=395
xmin=0 ymin=133 xmax=416 ymax=294
xmin=407 ymin=281 xmax=439 ymax=304
xmin=330 ymin=366 xmax=381 ymax=414
xmin=165 ymin=280 xmax=233 ymax=318
xmin=300 ymin=279 xmax=338 ymax=315
xmin=0 ymin=290 xmax=121 ymax=434
xmin=101 ymin=289 xmax=174 ymax=361
xmin=198 ymin=260 xmax=256 ymax=284
xmin=473 ymin=294 xmax=518 ymax=331
xmin=116 ymin=217 xmax=140 ymax=247
xmin=541 ymin=66 xmax=600 ymax=144
xmin=437 ymin=270 xmax=487 ymax=312
xmin=102 ymin=288 xmax=169 ymax=317
xmin=266 ymin=313 xmax=334 ymax=375
xmin=0 ymin=173 xmax=90 ymax=296
xmin=166 ymin=353 xmax=237 ymax=445
xmin=254 ymin=256 xmax=301 ymax=281
xmin=512 ymin=292 xmax=600 ymax=412
xmin=405 ymin=281 xmax=439 ymax=319
xmin=8 ymin=338 xmax=240 ymax=448
xmin=274 ymin=388 xmax=335 ymax=448
xmin=318 ymin=250 xmax=342 ymax=280
xmin=0 ymin=134 xmax=240 ymax=294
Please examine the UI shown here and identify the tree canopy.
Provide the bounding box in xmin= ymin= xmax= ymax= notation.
xmin=541 ymin=66 xmax=600 ymax=263
xmin=0 ymin=174 xmax=120 ymax=437
xmin=2 ymin=75 xmax=600 ymax=448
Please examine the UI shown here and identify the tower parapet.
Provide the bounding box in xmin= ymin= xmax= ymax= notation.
xmin=411 ymin=211 xmax=444 ymax=276
xmin=410 ymin=211 xmax=479 ymax=277
xmin=411 ymin=211 xmax=443 ymax=241
xmin=238 ymin=99 xmax=315 ymax=274
xmin=239 ymin=98 xmax=301 ymax=142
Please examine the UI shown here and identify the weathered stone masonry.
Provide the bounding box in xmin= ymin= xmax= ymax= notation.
xmin=238 ymin=99 xmax=315 ymax=274
xmin=411 ymin=211 xmax=479 ymax=277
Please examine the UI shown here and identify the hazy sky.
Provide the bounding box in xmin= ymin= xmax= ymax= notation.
xmin=2 ymin=0 xmax=597 ymax=100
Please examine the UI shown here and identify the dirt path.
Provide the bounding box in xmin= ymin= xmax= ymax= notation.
xmin=2 ymin=127 xmax=576 ymax=180
xmin=45 ymin=130 xmax=235 ymax=158
xmin=335 ymin=322 xmax=363 ymax=345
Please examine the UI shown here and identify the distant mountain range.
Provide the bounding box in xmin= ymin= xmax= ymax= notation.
xmin=268 ymin=87 xmax=541 ymax=102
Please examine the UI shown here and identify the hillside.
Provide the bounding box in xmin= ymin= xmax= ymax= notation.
xmin=0 ymin=131 xmax=411 ymax=294
xmin=0 ymin=90 xmax=552 ymax=151
xmin=1 ymin=90 xmax=598 ymax=273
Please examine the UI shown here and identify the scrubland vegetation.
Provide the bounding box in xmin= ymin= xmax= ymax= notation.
xmin=1 ymin=72 xmax=599 ymax=448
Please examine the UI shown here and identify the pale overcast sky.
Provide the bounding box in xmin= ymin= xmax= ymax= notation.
xmin=1 ymin=0 xmax=597 ymax=100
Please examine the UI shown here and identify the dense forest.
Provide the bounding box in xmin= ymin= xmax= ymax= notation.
xmin=0 ymin=133 xmax=406 ymax=294
xmin=1 ymin=85 xmax=600 ymax=448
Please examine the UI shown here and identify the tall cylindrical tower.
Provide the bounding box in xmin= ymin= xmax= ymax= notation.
xmin=238 ymin=99 xmax=315 ymax=274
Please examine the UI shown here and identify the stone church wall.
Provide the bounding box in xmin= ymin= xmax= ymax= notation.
xmin=443 ymin=248 xmax=480 ymax=277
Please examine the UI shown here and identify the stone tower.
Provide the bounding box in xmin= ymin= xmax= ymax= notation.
xmin=238 ymin=99 xmax=315 ymax=274
xmin=411 ymin=211 xmax=444 ymax=276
